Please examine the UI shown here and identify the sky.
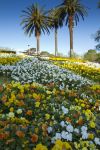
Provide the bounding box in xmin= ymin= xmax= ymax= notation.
xmin=0 ymin=0 xmax=99 ymax=56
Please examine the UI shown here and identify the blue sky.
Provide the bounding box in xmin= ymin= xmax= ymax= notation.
xmin=0 ymin=0 xmax=99 ymax=56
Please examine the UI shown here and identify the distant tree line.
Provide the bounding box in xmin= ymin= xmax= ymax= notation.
xmin=0 ymin=48 xmax=16 ymax=54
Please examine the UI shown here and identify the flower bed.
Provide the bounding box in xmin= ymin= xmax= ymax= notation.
xmin=53 ymin=61 xmax=100 ymax=83
xmin=0 ymin=81 xmax=100 ymax=149
xmin=0 ymin=53 xmax=22 ymax=65
xmin=11 ymin=58 xmax=93 ymax=89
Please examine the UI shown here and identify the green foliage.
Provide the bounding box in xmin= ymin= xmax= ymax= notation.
xmin=21 ymin=3 xmax=51 ymax=37
xmin=40 ymin=51 xmax=50 ymax=56
xmin=56 ymin=0 xmax=87 ymax=26
xmin=96 ymin=53 xmax=100 ymax=63
xmin=55 ymin=0 xmax=87 ymax=57
xmin=84 ymin=49 xmax=100 ymax=62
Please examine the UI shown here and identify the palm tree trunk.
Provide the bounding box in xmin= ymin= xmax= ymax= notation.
xmin=55 ymin=28 xmax=58 ymax=56
xmin=36 ymin=35 xmax=40 ymax=55
xmin=69 ymin=16 xmax=74 ymax=57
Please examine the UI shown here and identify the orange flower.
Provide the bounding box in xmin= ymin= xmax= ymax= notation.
xmin=16 ymin=130 xmax=25 ymax=138
xmin=1 ymin=95 xmax=7 ymax=102
xmin=31 ymin=134 xmax=38 ymax=143
xmin=65 ymin=117 xmax=72 ymax=123
xmin=61 ymin=90 xmax=65 ymax=95
xmin=0 ymin=132 xmax=9 ymax=140
xmin=77 ymin=119 xmax=84 ymax=125
xmin=17 ymin=100 xmax=25 ymax=106
xmin=26 ymin=110 xmax=32 ymax=116
xmin=0 ymin=133 xmax=5 ymax=140
xmin=96 ymin=90 xmax=100 ymax=93
xmin=17 ymin=93 xmax=25 ymax=99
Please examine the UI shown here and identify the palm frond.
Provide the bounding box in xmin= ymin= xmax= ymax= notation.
xmin=20 ymin=3 xmax=50 ymax=37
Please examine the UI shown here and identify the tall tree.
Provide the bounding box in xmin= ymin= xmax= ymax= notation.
xmin=21 ymin=3 xmax=50 ymax=54
xmin=48 ymin=9 xmax=63 ymax=56
xmin=56 ymin=0 xmax=87 ymax=57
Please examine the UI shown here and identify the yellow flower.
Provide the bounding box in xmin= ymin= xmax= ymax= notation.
xmin=34 ymin=144 xmax=48 ymax=150
xmin=46 ymin=90 xmax=52 ymax=94
xmin=89 ymin=121 xmax=95 ymax=128
xmin=85 ymin=109 xmax=92 ymax=120
xmin=81 ymin=103 xmax=85 ymax=107
xmin=74 ymin=142 xmax=80 ymax=149
xmin=35 ymin=102 xmax=40 ymax=107
xmin=33 ymin=93 xmax=41 ymax=101
xmin=88 ymin=133 xmax=94 ymax=140
xmin=34 ymin=128 xmax=39 ymax=134
xmin=52 ymin=140 xmax=72 ymax=150
xmin=10 ymin=107 xmax=14 ymax=112
xmin=45 ymin=114 xmax=50 ymax=120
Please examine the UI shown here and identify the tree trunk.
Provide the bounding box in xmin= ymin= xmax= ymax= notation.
xmin=69 ymin=16 xmax=74 ymax=57
xmin=36 ymin=32 xmax=40 ymax=55
xmin=55 ymin=28 xmax=58 ymax=56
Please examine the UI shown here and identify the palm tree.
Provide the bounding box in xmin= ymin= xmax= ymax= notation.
xmin=56 ymin=0 xmax=87 ymax=57
xmin=21 ymin=3 xmax=50 ymax=54
xmin=48 ymin=9 xmax=63 ymax=56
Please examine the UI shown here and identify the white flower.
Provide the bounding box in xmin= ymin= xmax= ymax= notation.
xmin=61 ymin=106 xmax=69 ymax=114
xmin=20 ymin=117 xmax=25 ymax=120
xmin=8 ymin=112 xmax=15 ymax=118
xmin=61 ymin=131 xmax=68 ymax=139
xmin=94 ymin=138 xmax=100 ymax=145
xmin=60 ymin=121 xmax=66 ymax=127
xmin=89 ymin=99 xmax=92 ymax=103
xmin=81 ymin=126 xmax=87 ymax=132
xmin=16 ymin=108 xmax=22 ymax=114
xmin=74 ymin=128 xmax=79 ymax=134
xmin=55 ymin=133 xmax=61 ymax=140
xmin=82 ymin=132 xmax=88 ymax=139
xmin=66 ymin=133 xmax=72 ymax=141
xmin=66 ymin=124 xmax=74 ymax=132
xmin=47 ymin=127 xmax=53 ymax=133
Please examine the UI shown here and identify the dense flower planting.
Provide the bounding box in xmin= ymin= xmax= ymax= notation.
xmin=0 ymin=53 xmax=22 ymax=65
xmin=53 ymin=60 xmax=100 ymax=83
xmin=0 ymin=57 xmax=100 ymax=149
xmin=11 ymin=58 xmax=93 ymax=89
xmin=0 ymin=81 xmax=100 ymax=150
xmin=49 ymin=57 xmax=85 ymax=62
